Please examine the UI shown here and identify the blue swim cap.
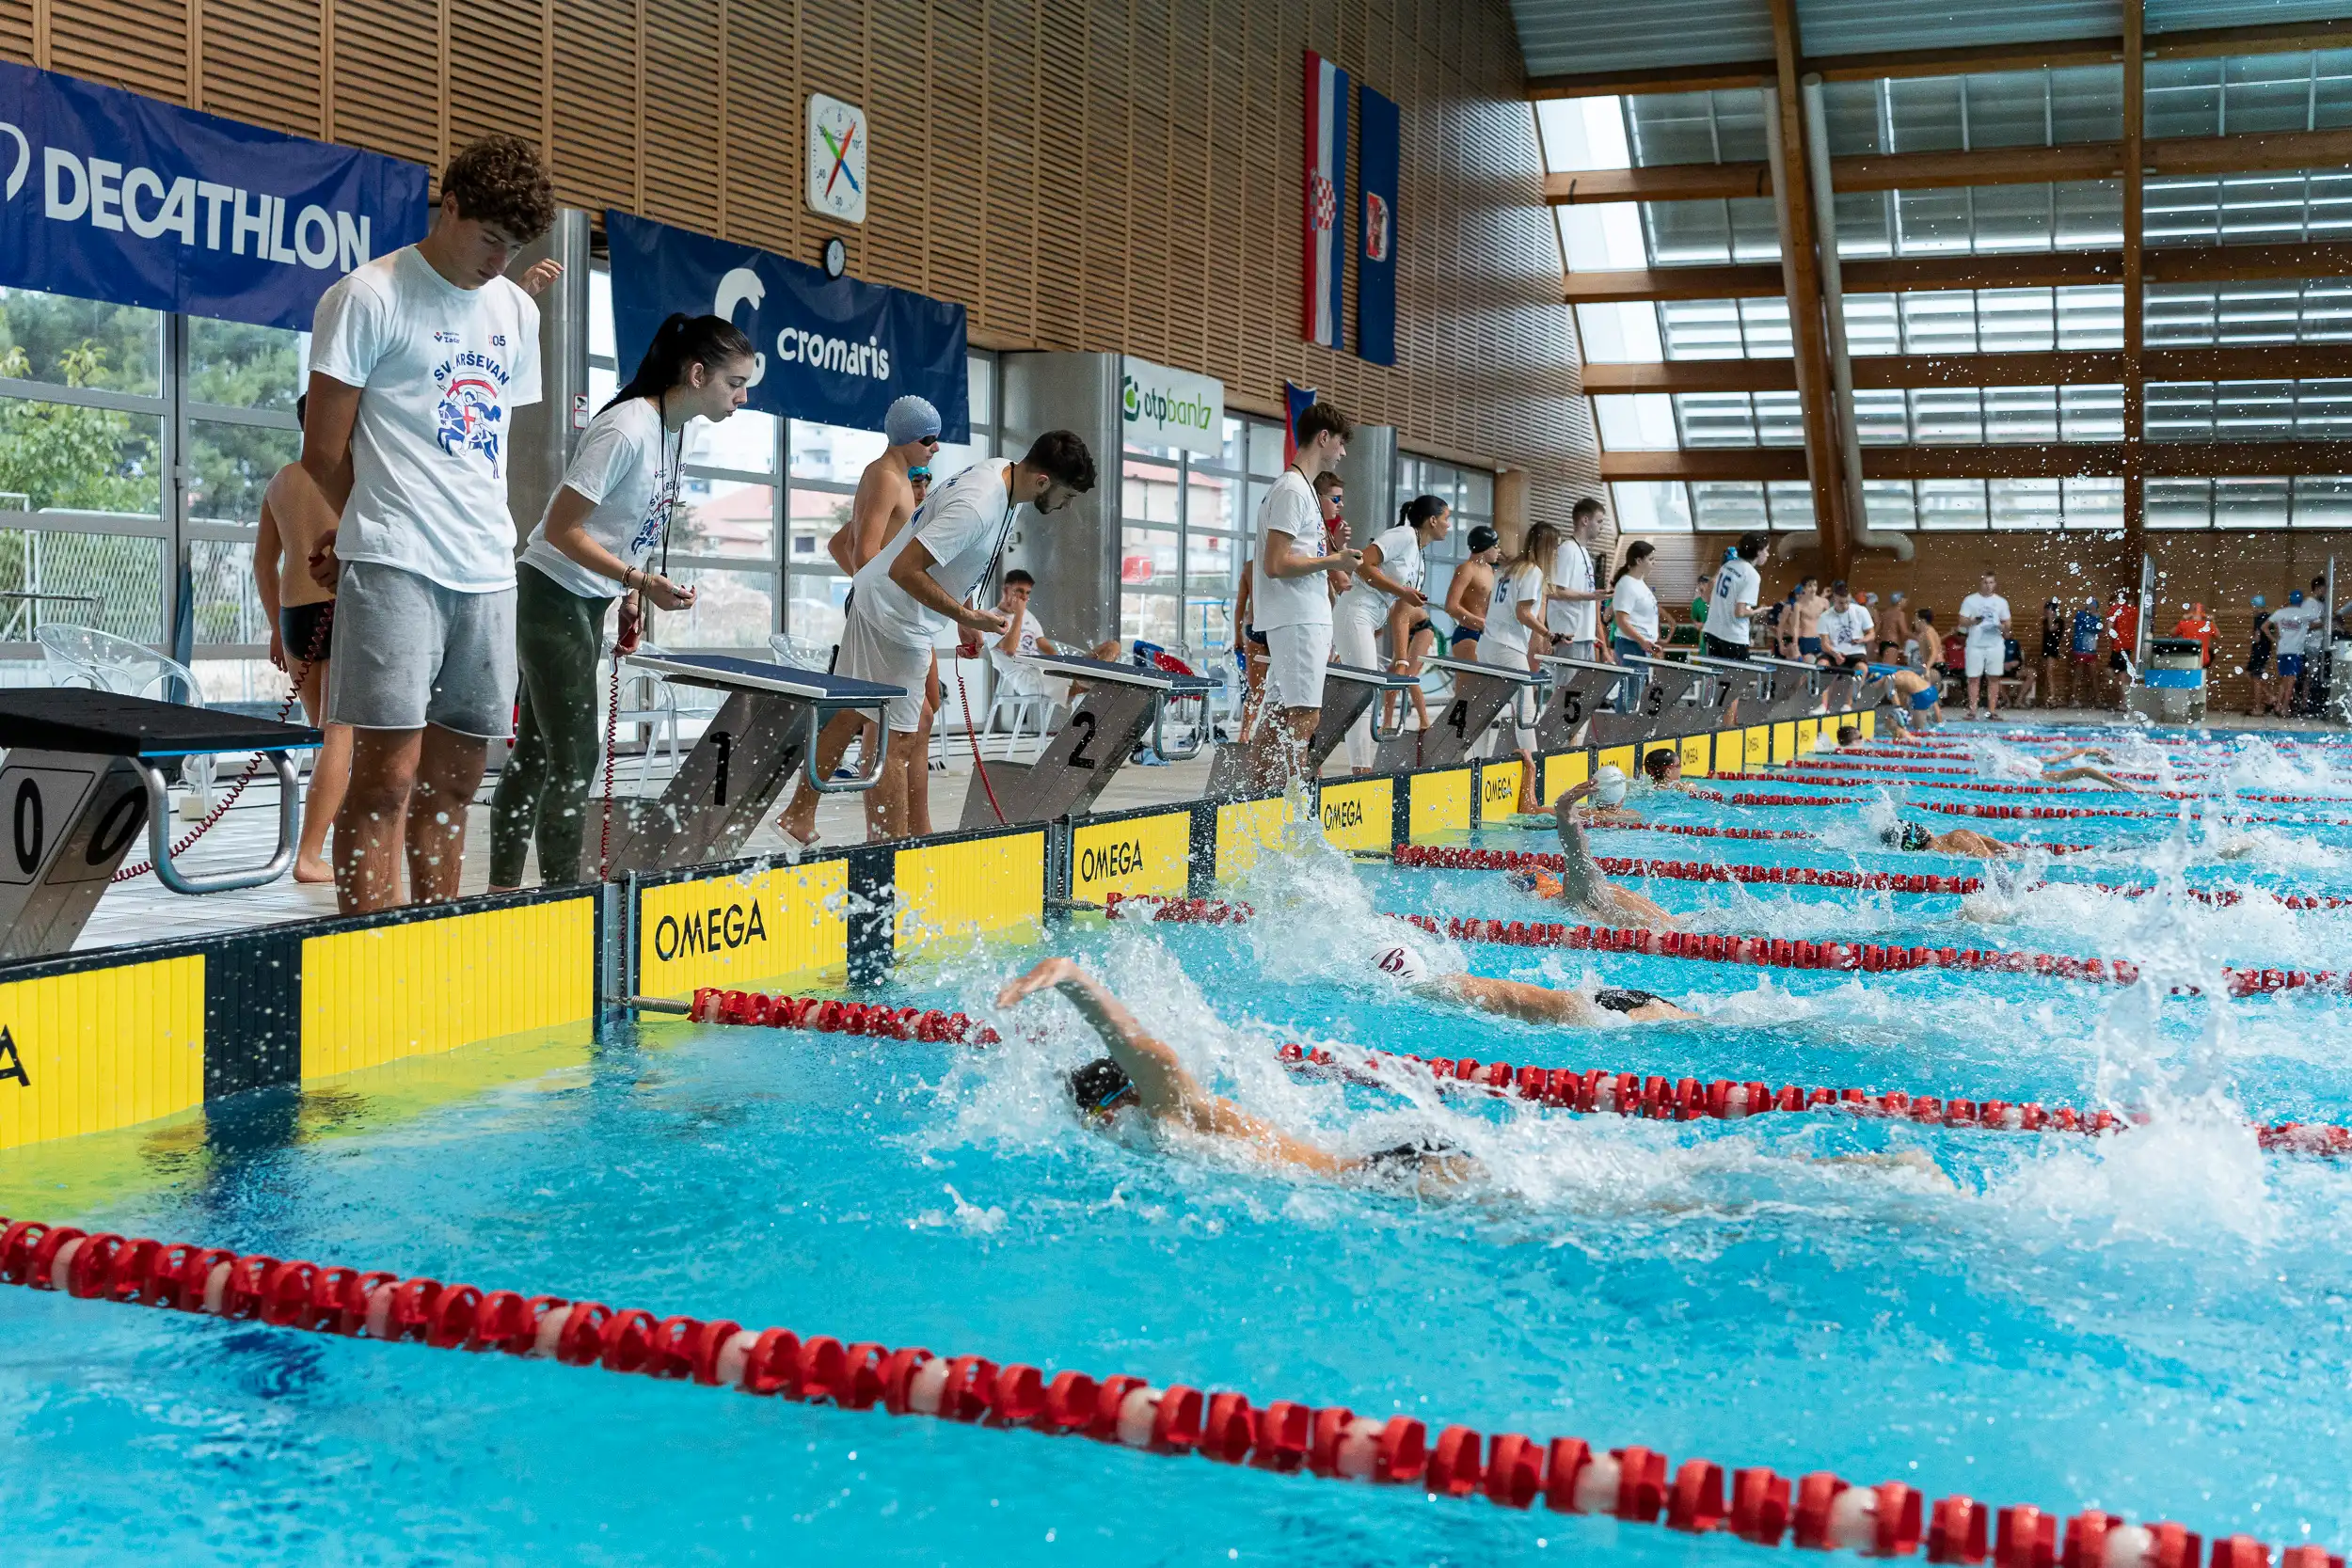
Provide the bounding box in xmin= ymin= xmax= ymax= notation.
xmin=884 ymin=395 xmax=942 ymax=447
xmin=2253 ymin=594 xmax=2266 ymax=609
xmin=2290 ymin=589 xmax=2306 ymax=605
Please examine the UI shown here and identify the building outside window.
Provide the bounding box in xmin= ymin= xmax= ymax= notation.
xmin=1120 ymin=414 xmax=1275 ymax=657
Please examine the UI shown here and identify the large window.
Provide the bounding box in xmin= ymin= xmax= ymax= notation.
xmin=0 ymin=285 xmax=303 ymax=698
xmin=588 ymin=266 xmax=998 ymax=656
xmin=1120 ymin=416 xmax=1277 ymax=655
xmin=1397 ymin=454 xmax=1496 ymax=636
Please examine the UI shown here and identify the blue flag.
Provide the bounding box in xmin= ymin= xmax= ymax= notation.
xmin=0 ymin=60 xmax=428 ymax=331
xmin=605 ymin=210 xmax=969 ymax=440
xmin=1356 ymin=86 xmax=1400 ymax=366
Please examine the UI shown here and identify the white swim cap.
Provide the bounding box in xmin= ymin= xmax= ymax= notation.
xmin=1370 ymin=942 xmax=1430 ymax=985
xmin=1594 ymin=765 xmax=1629 ymax=808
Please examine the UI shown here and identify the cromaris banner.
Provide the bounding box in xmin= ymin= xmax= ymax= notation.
xmin=0 ymin=60 xmax=429 ymax=331
xmin=606 ymin=210 xmax=969 ymax=441
xmin=1301 ymin=51 xmax=1349 ymax=349
xmin=1356 ymin=84 xmax=1400 ymax=367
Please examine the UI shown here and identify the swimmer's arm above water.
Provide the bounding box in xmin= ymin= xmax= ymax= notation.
xmin=995 ymin=959 xmax=1351 ymax=1177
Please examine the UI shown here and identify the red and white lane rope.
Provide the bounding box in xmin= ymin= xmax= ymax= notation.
xmin=4 ymin=1218 xmax=2326 ymax=1565
xmin=667 ymin=987 xmax=2352 ymax=1159
xmin=1101 ymin=893 xmax=2347 ymax=1000
xmin=1920 ymin=801 xmax=2352 ymax=826
xmin=1686 ymin=790 xmax=1864 ymax=808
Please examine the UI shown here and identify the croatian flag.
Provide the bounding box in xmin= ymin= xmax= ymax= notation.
xmin=1302 ymin=51 xmax=1349 ymax=349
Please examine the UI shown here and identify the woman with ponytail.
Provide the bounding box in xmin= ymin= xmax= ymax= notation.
xmin=1332 ymin=493 xmax=1451 ymax=771
xmin=488 ymin=311 xmax=755 ymax=888
xmin=1609 ymin=540 xmax=1663 ymax=661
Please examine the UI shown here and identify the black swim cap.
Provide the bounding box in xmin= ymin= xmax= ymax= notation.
xmin=1068 ymin=1056 xmax=1136 ymax=1115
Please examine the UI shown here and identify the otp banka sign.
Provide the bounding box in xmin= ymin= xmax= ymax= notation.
xmin=605 ymin=209 xmax=970 ymax=441
xmin=0 ymin=61 xmax=428 ymax=331
xmin=1120 ymin=356 xmax=1225 ymax=457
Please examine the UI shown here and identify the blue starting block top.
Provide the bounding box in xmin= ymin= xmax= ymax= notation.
xmin=625 ymin=653 xmax=906 ymax=704
xmin=0 ymin=689 xmax=321 ymax=759
xmin=1024 ymin=655 xmax=1213 ymax=693
xmin=1426 ymin=655 xmax=1546 ymax=685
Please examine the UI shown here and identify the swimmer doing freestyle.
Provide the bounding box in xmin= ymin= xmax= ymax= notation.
xmin=1365 ymin=941 xmax=1698 ymax=1025
xmin=1000 ymin=958 xmax=1478 ymax=1190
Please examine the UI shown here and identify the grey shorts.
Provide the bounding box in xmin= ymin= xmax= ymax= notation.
xmin=836 ymin=610 xmax=933 ymax=733
xmin=326 ymin=561 xmax=519 ymax=737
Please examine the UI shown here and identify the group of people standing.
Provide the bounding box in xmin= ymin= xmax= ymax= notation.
xmin=251 ymin=133 xmax=1098 ymax=911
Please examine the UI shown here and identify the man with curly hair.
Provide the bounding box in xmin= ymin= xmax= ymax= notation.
xmin=301 ymin=134 xmax=560 ymax=912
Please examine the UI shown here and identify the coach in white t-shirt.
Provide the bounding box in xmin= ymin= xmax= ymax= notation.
xmin=1816 ymin=581 xmax=1874 ymax=667
xmin=1245 ymin=402 xmax=1363 ymax=786
xmin=301 ymin=135 xmax=556 ymax=915
xmin=1545 ymin=497 xmax=1610 ymax=659
xmin=778 ymin=431 xmax=1097 ymax=845
xmin=1957 ymin=571 xmax=2014 ymax=721
xmin=1702 ymin=532 xmax=1771 ymax=659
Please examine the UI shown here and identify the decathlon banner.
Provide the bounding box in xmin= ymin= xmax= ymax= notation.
xmin=606 ymin=209 xmax=969 ymax=440
xmin=1356 ymin=84 xmax=1400 ymax=367
xmin=1301 ymin=51 xmax=1349 ymax=349
xmin=0 ymin=60 xmax=429 ymax=331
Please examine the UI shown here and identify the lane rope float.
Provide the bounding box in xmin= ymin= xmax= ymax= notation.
xmin=656 ymin=987 xmax=2352 ymax=1160
xmin=6 ymin=1218 xmax=2330 ymax=1567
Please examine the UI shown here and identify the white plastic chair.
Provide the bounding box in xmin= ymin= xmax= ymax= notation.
xmin=37 ymin=625 xmax=215 ymax=808
xmin=767 ymin=633 xmax=834 ymax=672
xmin=610 ymin=639 xmax=682 ymax=789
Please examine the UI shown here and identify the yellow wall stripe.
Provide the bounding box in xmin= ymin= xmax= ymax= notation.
xmin=639 ymin=861 xmax=850 ymax=997
xmin=1071 ymin=813 xmax=1191 ymax=901
xmin=1315 ymin=778 xmax=1391 ymax=852
xmin=1477 ymin=760 xmax=1523 ymax=822
xmin=0 ymin=955 xmax=203 ymax=1152
xmin=1216 ymin=796 xmax=1295 ymax=880
xmin=1540 ymin=751 xmax=1588 ymax=806
xmin=1678 ymin=732 xmax=1712 ymax=778
xmin=302 ymin=898 xmax=595 ymax=1080
xmin=896 ymin=832 xmax=1046 ymax=948
xmin=1406 ymin=769 xmax=1470 ymax=841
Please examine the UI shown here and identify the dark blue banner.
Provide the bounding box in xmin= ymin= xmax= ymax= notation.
xmin=1356 ymin=84 xmax=1400 ymax=367
xmin=0 ymin=60 xmax=429 ymax=332
xmin=605 ymin=210 xmax=969 ymax=441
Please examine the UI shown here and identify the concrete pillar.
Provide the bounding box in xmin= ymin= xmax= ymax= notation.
xmin=1000 ymin=351 xmax=1122 ymax=645
xmin=1336 ymin=424 xmax=1396 ymax=546
xmin=1494 ymin=467 xmax=1532 ymax=553
xmin=506 ymin=208 xmax=592 ymax=546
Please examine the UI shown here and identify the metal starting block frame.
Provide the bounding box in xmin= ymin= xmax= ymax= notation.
xmin=0 ymin=689 xmax=319 ymax=960
xmin=1584 ymin=655 xmax=1724 ymax=744
xmin=1693 ymin=656 xmax=1770 ymax=725
xmin=961 ymin=655 xmax=1213 ymax=828
xmin=598 ymin=654 xmax=902 ymax=877
xmin=1390 ymin=656 xmax=1548 ymax=769
xmin=1208 ymin=661 xmax=1417 ymax=794
xmin=1751 ymin=654 xmax=1833 ymax=721
xmin=1531 ymin=656 xmax=1630 ymax=752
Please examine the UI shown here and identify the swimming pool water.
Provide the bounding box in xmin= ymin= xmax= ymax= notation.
xmin=8 ymin=723 xmax=2352 ymax=1565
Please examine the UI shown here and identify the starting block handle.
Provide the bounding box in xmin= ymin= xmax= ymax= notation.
xmin=801 ymin=704 xmax=894 ymax=794
xmin=1369 ymin=700 xmax=1410 ymax=744
xmin=135 ymin=751 xmax=302 ymax=895
xmin=1150 ymin=689 xmax=1207 ymax=762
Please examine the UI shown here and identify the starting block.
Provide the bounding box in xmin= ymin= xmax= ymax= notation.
xmin=1751 ymin=655 xmax=1833 ymax=721
xmin=1391 ymin=656 xmax=1549 ymax=769
xmin=1531 ymin=656 xmax=1630 ymax=752
xmin=598 ymin=654 xmax=902 ymax=877
xmin=961 ymin=655 xmax=1213 ymax=827
xmin=1693 ymin=656 xmax=1771 ymax=722
xmin=1209 ymin=661 xmax=1416 ymax=794
xmin=0 ymin=689 xmax=319 ymax=959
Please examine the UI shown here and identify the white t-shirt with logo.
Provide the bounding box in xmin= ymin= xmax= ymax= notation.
xmin=1336 ymin=523 xmax=1423 ymax=626
xmin=1820 ymin=603 xmax=1874 ymax=656
xmin=2272 ymin=603 xmax=2315 ymax=656
xmin=1706 ymin=558 xmax=1762 ymax=644
xmin=518 ymin=397 xmax=672 ymax=600
xmin=309 ymin=245 xmax=543 ymax=593
xmin=852 ymin=460 xmax=1015 ymax=649
xmin=1611 ymin=573 xmax=1660 ymax=644
xmin=1482 ymin=563 xmax=1544 ymax=661
xmin=1547 ymin=536 xmax=1597 ymax=640
xmin=992 ymin=609 xmax=1054 ymax=693
xmin=1250 ymin=469 xmax=1330 ymax=631
xmin=1960 ymin=593 xmax=2012 ymax=645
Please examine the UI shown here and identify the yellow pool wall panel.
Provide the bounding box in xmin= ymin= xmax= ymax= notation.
xmin=1540 ymin=752 xmax=1589 ymax=805
xmin=1315 ymin=778 xmax=1392 ymax=852
xmin=639 ymin=861 xmax=850 ymax=997
xmin=1071 ymin=812 xmax=1192 ymax=901
xmin=896 ymin=831 xmax=1046 ymax=947
xmin=1406 ymin=769 xmax=1471 ymax=841
xmin=0 ymin=954 xmax=204 ymax=1151
xmin=1477 ymin=760 xmax=1524 ymax=822
xmin=302 ymin=898 xmax=596 ymax=1080
xmin=1216 ymin=796 xmax=1295 ymax=880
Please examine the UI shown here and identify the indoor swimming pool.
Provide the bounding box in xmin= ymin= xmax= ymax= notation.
xmin=7 ymin=725 xmax=2352 ymax=1564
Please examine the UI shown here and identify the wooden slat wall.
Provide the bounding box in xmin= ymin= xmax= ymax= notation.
xmin=3 ymin=0 xmax=1593 ymax=518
